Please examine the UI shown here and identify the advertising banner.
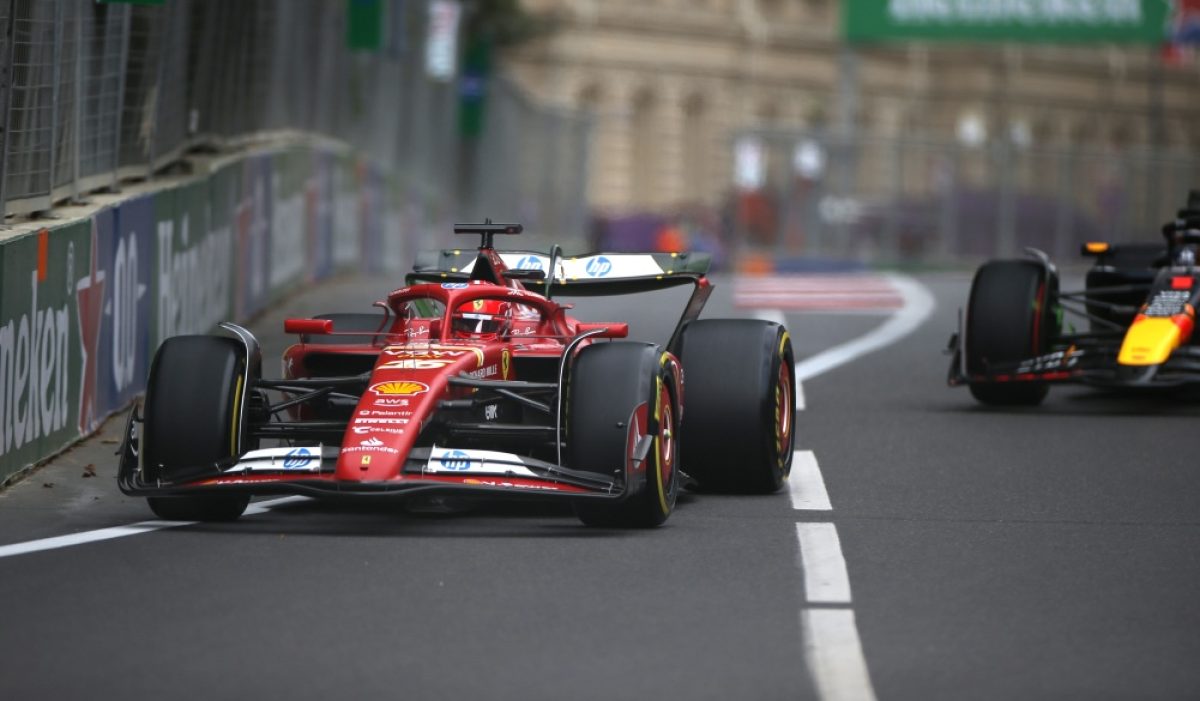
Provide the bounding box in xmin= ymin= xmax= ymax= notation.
xmin=843 ymin=0 xmax=1171 ymax=44
xmin=0 ymin=225 xmax=89 ymax=481
xmin=153 ymin=182 xmax=232 ymax=349
xmin=0 ymin=142 xmax=411 ymax=484
xmin=234 ymin=155 xmax=273 ymax=319
xmin=96 ymin=200 xmax=154 ymax=420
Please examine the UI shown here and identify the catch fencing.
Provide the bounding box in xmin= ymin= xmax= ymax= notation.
xmin=0 ymin=0 xmax=590 ymax=246
xmin=733 ymin=128 xmax=1200 ymax=265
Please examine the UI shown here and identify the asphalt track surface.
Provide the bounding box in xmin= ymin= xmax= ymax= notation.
xmin=2 ymin=271 xmax=1199 ymax=700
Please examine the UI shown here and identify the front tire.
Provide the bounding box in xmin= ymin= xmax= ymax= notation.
xmin=567 ymin=343 xmax=679 ymax=528
xmin=676 ymin=319 xmax=795 ymax=493
xmin=965 ymin=260 xmax=1058 ymax=406
xmin=143 ymin=335 xmax=251 ymax=521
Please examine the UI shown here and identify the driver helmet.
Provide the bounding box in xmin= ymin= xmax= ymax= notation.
xmin=453 ymin=298 xmax=512 ymax=338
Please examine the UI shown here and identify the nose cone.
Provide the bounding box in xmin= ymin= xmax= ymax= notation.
xmin=1117 ymin=317 xmax=1188 ymax=366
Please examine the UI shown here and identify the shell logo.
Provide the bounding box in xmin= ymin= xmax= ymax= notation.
xmin=369 ymin=380 xmax=429 ymax=396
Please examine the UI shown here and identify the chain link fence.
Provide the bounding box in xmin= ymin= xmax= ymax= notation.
xmin=465 ymin=75 xmax=591 ymax=248
xmin=0 ymin=0 xmax=590 ymax=246
xmin=732 ymin=128 xmax=1200 ymax=266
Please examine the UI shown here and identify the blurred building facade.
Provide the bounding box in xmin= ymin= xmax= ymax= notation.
xmin=505 ymin=0 xmax=1200 ymax=261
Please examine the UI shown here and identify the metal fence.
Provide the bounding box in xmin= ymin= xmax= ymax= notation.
xmin=733 ymin=128 xmax=1200 ymax=265
xmin=465 ymin=75 xmax=592 ymax=248
xmin=0 ymin=0 xmax=590 ymax=245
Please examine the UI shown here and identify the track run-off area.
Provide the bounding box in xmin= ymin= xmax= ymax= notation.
xmin=2 ymin=271 xmax=1199 ymax=700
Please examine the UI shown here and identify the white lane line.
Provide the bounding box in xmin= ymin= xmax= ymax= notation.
xmin=794 ymin=274 xmax=935 ymax=382
xmin=769 ymin=275 xmax=929 ymax=701
xmin=243 ymin=495 xmax=308 ymax=515
xmin=802 ymin=609 xmax=879 ymax=701
xmin=796 ymin=522 xmax=853 ymax=604
xmin=0 ymin=522 xmax=188 ymax=559
xmin=0 ymin=496 xmax=307 ymax=559
xmin=796 ymin=380 xmax=806 ymax=411
xmin=789 ymin=451 xmax=831 ymax=511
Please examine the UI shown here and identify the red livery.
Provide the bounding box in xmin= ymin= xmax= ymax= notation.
xmin=118 ymin=223 xmax=795 ymax=527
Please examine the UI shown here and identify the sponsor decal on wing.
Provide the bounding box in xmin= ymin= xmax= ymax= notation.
xmin=559 ymin=254 xmax=664 ymax=280
xmin=224 ymin=446 xmax=335 ymax=473
xmin=424 ymin=447 xmax=538 ymax=477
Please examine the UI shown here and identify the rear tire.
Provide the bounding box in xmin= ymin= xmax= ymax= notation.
xmin=143 ymin=336 xmax=251 ymax=521
xmin=965 ymin=260 xmax=1057 ymax=406
xmin=676 ymin=319 xmax=795 ymax=493
xmin=567 ymin=343 xmax=679 ymax=528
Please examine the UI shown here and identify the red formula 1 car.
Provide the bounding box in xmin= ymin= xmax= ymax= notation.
xmin=118 ymin=223 xmax=795 ymax=527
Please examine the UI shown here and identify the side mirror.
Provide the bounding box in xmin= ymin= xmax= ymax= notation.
xmin=284 ymin=318 xmax=334 ymax=335
xmin=574 ymin=322 xmax=628 ymax=339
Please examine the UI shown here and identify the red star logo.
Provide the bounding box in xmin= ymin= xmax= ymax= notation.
xmin=75 ymin=222 xmax=106 ymax=434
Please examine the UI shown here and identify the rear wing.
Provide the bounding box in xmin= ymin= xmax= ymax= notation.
xmin=409 ymin=250 xmax=712 ymax=296
xmin=408 ymin=249 xmax=713 ymax=355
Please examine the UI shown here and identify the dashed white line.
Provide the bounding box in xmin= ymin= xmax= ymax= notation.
xmin=773 ymin=273 xmax=931 ymax=701
xmin=796 ymin=522 xmax=853 ymax=605
xmin=802 ymin=609 xmax=879 ymax=701
xmin=789 ymin=451 xmax=831 ymax=511
xmin=0 ymin=496 xmax=307 ymax=559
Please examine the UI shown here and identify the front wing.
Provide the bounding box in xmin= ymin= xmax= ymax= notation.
xmin=947 ymin=330 xmax=1200 ymax=388
xmin=116 ymin=408 xmax=644 ymax=504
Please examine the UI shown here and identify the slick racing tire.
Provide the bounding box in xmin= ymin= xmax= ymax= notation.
xmin=567 ymin=342 xmax=680 ymax=528
xmin=676 ymin=319 xmax=795 ymax=493
xmin=965 ymin=260 xmax=1058 ymax=406
xmin=142 ymin=336 xmax=251 ymax=521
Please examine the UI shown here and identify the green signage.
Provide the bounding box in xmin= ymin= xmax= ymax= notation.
xmin=347 ymin=0 xmax=384 ymax=51
xmin=843 ymin=0 xmax=1172 ymax=43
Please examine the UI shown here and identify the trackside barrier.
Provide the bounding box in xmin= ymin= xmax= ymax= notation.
xmin=0 ymin=139 xmax=418 ymax=486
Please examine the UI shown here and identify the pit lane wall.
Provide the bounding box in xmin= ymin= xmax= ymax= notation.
xmin=0 ymin=141 xmax=413 ymax=486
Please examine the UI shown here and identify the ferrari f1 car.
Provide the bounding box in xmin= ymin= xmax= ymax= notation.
xmin=948 ymin=190 xmax=1200 ymax=405
xmin=118 ymin=223 xmax=795 ymax=527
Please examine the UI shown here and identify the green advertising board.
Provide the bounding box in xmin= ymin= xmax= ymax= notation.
xmin=347 ymin=0 xmax=384 ymax=51
xmin=0 ymin=225 xmax=90 ymax=483
xmin=843 ymin=0 xmax=1172 ymax=43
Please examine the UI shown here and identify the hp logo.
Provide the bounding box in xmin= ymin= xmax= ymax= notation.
xmin=516 ymin=255 xmax=544 ymax=271
xmin=284 ymin=447 xmax=313 ymax=469
xmin=440 ymin=450 xmax=471 ymax=471
xmin=585 ymin=256 xmax=612 ymax=277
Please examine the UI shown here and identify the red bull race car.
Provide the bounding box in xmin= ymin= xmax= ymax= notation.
xmin=948 ymin=191 xmax=1200 ymax=405
xmin=118 ymin=223 xmax=795 ymax=527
